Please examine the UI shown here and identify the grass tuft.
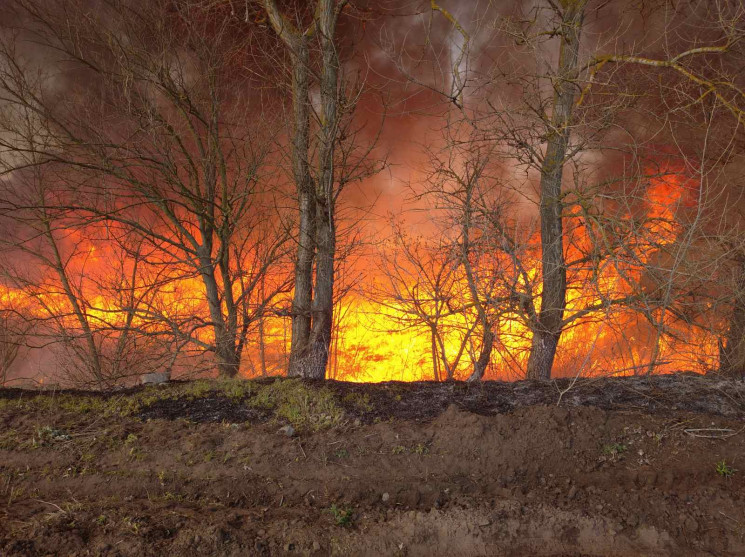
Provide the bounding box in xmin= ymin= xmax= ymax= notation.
xmin=716 ymin=459 xmax=736 ymax=478
xmin=249 ymin=379 xmax=345 ymax=432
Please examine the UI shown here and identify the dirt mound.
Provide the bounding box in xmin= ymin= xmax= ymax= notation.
xmin=1 ymin=376 xmax=744 ymax=555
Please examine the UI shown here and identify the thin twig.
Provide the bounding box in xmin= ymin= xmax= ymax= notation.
xmin=294 ymin=438 xmax=307 ymax=459
xmin=35 ymin=499 xmax=66 ymax=514
xmin=684 ymin=427 xmax=745 ymax=439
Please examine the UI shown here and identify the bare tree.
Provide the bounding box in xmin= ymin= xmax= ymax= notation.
xmin=374 ymin=224 xmax=479 ymax=381
xmin=522 ymin=0 xmax=587 ymax=380
xmin=0 ymin=307 xmax=29 ymax=386
xmin=415 ymin=122 xmax=529 ymax=381
xmin=261 ymin=0 xmax=318 ymax=377
xmin=262 ymin=0 xmax=383 ymax=379
xmin=0 ymin=0 xmax=292 ymax=381
xmin=417 ymin=0 xmax=745 ymax=381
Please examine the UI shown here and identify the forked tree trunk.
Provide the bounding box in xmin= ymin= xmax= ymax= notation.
xmin=467 ymin=329 xmax=494 ymax=383
xmin=264 ymin=0 xmax=343 ymax=380
xmin=525 ymin=0 xmax=586 ymax=381
xmin=199 ymin=248 xmax=240 ymax=378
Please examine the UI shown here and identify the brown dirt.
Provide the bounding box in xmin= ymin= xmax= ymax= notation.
xmin=1 ymin=374 xmax=745 ymax=556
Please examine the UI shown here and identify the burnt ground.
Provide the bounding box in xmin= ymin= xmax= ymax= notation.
xmin=0 ymin=374 xmax=744 ymax=556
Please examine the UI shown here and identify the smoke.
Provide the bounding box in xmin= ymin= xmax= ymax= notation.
xmin=0 ymin=0 xmax=743 ymax=384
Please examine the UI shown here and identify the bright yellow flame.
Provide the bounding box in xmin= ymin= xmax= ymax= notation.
xmin=0 ymin=167 xmax=720 ymax=382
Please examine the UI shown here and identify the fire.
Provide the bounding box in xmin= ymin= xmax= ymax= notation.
xmin=325 ymin=166 xmax=718 ymax=381
xmin=0 ymin=166 xmax=721 ymax=384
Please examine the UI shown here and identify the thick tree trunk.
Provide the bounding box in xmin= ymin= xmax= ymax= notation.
xmin=286 ymin=40 xmax=317 ymax=377
xmin=525 ymin=0 xmax=585 ymax=381
xmin=307 ymin=205 xmax=336 ymax=378
xmin=304 ymin=0 xmax=341 ymax=379
xmin=288 ymin=184 xmax=316 ymax=375
xmin=526 ymin=330 xmax=560 ymax=381
xmin=720 ymin=260 xmax=745 ymax=378
xmin=215 ymin=341 xmax=240 ymax=378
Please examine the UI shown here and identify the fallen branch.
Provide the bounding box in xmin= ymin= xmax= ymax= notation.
xmin=684 ymin=427 xmax=745 ymax=439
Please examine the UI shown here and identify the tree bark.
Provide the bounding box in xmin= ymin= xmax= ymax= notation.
xmin=261 ymin=1 xmax=317 ymax=377
xmin=526 ymin=0 xmax=586 ymax=381
xmin=287 ymin=39 xmax=316 ymax=376
xmin=306 ymin=0 xmax=342 ymax=379
xmin=306 ymin=204 xmax=336 ymax=378
xmin=468 ymin=329 xmax=494 ymax=383
xmin=198 ymin=246 xmax=240 ymax=378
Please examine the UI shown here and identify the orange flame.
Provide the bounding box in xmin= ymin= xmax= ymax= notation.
xmin=0 ymin=167 xmax=720 ymax=383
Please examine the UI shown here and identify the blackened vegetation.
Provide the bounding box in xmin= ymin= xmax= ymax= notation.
xmin=333 ymin=374 xmax=745 ymax=423
xmin=1 ymin=374 xmax=742 ymax=425
xmin=139 ymin=397 xmax=272 ymax=424
xmin=141 ymin=375 xmax=743 ymax=423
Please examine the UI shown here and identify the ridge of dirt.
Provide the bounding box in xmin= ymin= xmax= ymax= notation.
xmin=329 ymin=373 xmax=745 ymax=423
xmin=2 ymin=374 xmax=742 ymax=423
xmin=1 ymin=374 xmax=744 ymax=556
xmin=131 ymin=374 xmax=745 ymax=425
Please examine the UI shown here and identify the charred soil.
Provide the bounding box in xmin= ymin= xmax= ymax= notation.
xmin=1 ymin=374 xmax=744 ymax=556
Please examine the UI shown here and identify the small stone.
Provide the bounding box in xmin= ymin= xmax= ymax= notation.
xmin=382 ymin=492 xmax=390 ymax=502
xmin=141 ymin=371 xmax=170 ymax=385
xmin=567 ymin=486 xmax=577 ymax=500
xmin=279 ymin=425 xmax=296 ymax=438
xmin=312 ymin=541 xmax=321 ymax=551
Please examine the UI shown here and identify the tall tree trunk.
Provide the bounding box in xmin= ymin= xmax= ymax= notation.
xmin=287 ymin=40 xmax=317 ymax=376
xmin=526 ymin=0 xmax=586 ymax=381
xmin=261 ymin=1 xmax=317 ymax=377
xmin=307 ymin=205 xmax=335 ymax=378
xmin=306 ymin=0 xmax=341 ymax=379
xmin=720 ymin=258 xmax=745 ymax=378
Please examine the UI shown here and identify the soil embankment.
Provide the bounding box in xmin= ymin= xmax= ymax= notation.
xmin=1 ymin=375 xmax=744 ymax=556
